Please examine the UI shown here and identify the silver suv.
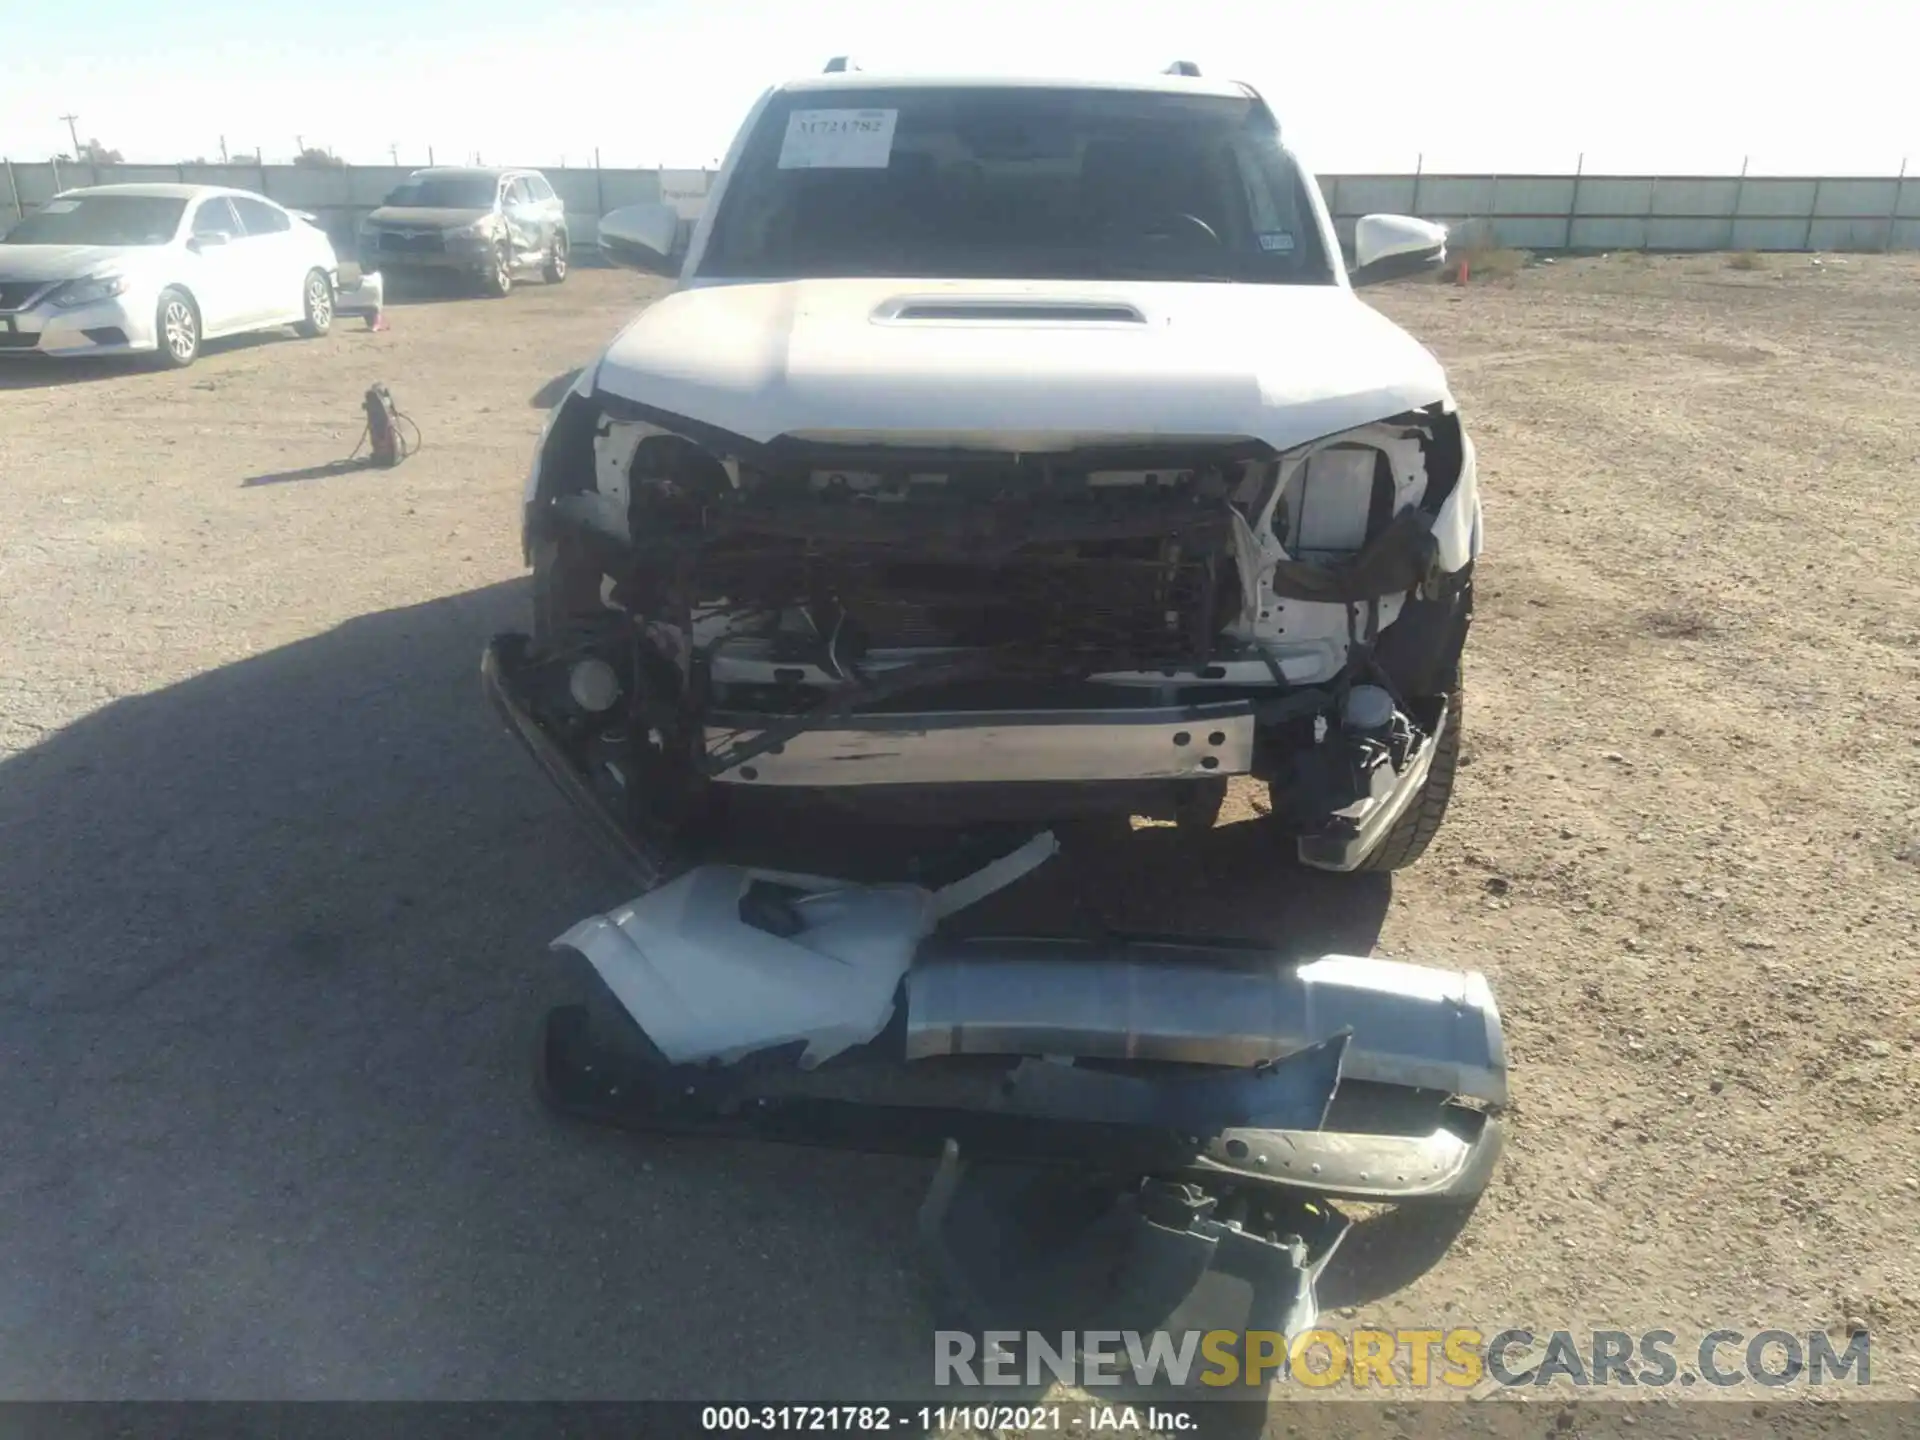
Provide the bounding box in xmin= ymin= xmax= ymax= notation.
xmin=358 ymin=167 xmax=568 ymax=297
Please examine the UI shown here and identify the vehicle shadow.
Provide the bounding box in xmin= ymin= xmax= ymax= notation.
xmin=377 ymin=271 xmax=494 ymax=307
xmin=0 ymin=356 xmax=129 ymax=390
xmin=374 ymin=274 xmax=466 ymax=305
xmin=0 ymin=332 xmax=302 ymax=390
xmin=0 ymin=579 xmax=950 ymax=1402
xmin=0 ymin=580 xmax=1463 ymax=1403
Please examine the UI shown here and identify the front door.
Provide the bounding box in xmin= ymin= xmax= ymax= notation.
xmin=184 ymin=197 xmax=248 ymax=333
xmin=228 ymin=195 xmax=303 ymax=323
xmin=501 ymin=177 xmax=541 ymax=268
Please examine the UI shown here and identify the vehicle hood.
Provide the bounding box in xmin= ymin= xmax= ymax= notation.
xmin=0 ymin=244 xmax=150 ymax=282
xmin=364 ymin=206 xmax=490 ymax=229
xmin=591 ymin=278 xmax=1454 ymax=453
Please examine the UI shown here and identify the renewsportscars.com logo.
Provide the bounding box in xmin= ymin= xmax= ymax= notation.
xmin=934 ymin=1328 xmax=1874 ymax=1390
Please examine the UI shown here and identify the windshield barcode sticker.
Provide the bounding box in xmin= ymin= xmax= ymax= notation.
xmin=778 ymin=109 xmax=899 ymax=169
xmin=1259 ymin=231 xmax=1296 ymax=252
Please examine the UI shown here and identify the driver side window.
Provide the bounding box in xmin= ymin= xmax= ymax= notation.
xmin=192 ymin=198 xmax=242 ymax=239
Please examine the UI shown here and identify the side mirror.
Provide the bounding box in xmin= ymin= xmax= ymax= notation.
xmin=1349 ymin=214 xmax=1447 ymax=287
xmin=598 ymin=202 xmax=682 ymax=275
xmin=188 ymin=232 xmax=230 ymax=253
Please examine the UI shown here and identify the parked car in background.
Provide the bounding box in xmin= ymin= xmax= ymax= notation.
xmin=357 ymin=167 xmax=569 ymax=297
xmin=0 ymin=183 xmax=338 ymax=367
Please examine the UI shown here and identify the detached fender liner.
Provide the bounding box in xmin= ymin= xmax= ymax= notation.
xmin=1373 ymin=566 xmax=1474 ymax=699
xmin=481 ymin=633 xmax=677 ymax=888
xmin=1266 ymin=507 xmax=1442 ymax=604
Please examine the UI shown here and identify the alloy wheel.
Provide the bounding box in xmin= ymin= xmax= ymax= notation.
xmin=307 ymin=274 xmax=333 ymax=328
xmin=163 ymin=299 xmax=196 ymax=362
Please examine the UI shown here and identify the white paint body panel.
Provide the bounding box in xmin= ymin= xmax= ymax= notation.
xmin=555 ymin=833 xmax=1058 ymax=1067
xmin=592 ymin=278 xmax=1453 ymax=455
xmin=531 ymin=74 xmax=1482 ymax=693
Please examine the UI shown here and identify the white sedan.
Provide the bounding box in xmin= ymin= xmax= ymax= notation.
xmin=0 ymin=183 xmax=340 ymax=367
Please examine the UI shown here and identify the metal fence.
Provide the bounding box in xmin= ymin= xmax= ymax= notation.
xmin=1322 ymin=168 xmax=1918 ymax=253
xmin=5 ymin=157 xmax=1916 ymax=255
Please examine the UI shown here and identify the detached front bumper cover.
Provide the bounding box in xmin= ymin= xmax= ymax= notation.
xmin=533 ymin=837 xmax=1507 ymax=1349
xmin=538 ymin=1001 xmax=1372 ymax=1345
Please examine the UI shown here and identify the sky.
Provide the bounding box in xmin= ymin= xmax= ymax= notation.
xmin=2 ymin=0 xmax=1915 ymax=175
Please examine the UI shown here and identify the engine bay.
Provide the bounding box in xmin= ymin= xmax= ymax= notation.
xmin=562 ymin=421 xmax=1275 ymax=676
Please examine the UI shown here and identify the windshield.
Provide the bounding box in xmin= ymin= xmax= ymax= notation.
xmin=701 ymin=87 xmax=1333 ymax=285
xmin=4 ymin=195 xmax=186 ymax=246
xmin=381 ymin=175 xmax=498 ymax=209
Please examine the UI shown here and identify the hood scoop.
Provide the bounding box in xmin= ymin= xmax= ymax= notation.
xmin=877 ymin=297 xmax=1148 ymax=326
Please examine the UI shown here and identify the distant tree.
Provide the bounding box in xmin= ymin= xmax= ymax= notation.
xmin=181 ymin=156 xmax=208 ymax=166
xmin=231 ymin=152 xmax=261 ymax=165
xmin=294 ymin=147 xmax=344 ymax=168
xmin=79 ymin=138 xmax=122 ymax=164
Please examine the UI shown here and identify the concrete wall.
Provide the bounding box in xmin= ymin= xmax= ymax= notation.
xmin=1318 ymin=171 xmax=1918 ymax=253
xmin=4 ymin=158 xmax=1914 ymax=255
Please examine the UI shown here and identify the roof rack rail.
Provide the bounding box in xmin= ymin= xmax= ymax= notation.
xmin=1163 ymin=61 xmax=1201 ymax=76
xmin=823 ymin=56 xmax=859 ymax=73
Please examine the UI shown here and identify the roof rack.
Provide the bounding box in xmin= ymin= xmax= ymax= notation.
xmin=1163 ymin=61 xmax=1201 ymax=76
xmin=823 ymin=56 xmax=859 ymax=73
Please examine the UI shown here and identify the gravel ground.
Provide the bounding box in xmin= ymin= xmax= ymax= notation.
xmin=1 ymin=254 xmax=1916 ymax=1415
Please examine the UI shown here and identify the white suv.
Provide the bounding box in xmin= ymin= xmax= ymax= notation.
xmin=494 ymin=65 xmax=1482 ymax=880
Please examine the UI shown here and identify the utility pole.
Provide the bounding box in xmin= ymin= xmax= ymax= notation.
xmin=295 ymin=134 xmax=305 ymax=157
xmin=219 ymin=135 xmax=229 ymax=163
xmin=389 ymin=143 xmax=399 ymax=165
xmin=59 ymin=113 xmax=81 ymax=155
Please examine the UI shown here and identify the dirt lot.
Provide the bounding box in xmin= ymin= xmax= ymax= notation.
xmin=2 ymin=254 xmax=1917 ymax=1411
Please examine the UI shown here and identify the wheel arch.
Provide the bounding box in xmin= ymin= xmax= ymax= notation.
xmin=158 ymin=281 xmax=201 ymax=317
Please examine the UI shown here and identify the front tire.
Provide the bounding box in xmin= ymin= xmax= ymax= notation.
xmin=543 ymin=233 xmax=569 ymax=284
xmin=1355 ymin=689 xmax=1463 ymax=872
xmin=481 ymin=244 xmax=513 ymax=298
xmin=154 ymin=288 xmax=200 ymax=368
xmin=296 ymin=268 xmax=334 ymax=338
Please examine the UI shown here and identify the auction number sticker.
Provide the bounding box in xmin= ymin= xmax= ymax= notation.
xmin=778 ymin=109 xmax=898 ymax=169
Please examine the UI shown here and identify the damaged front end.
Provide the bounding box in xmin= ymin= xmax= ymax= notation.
xmin=535 ymin=836 xmax=1506 ymax=1351
xmin=492 ymin=375 xmax=1478 ymax=882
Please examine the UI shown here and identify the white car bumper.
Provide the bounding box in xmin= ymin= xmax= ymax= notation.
xmin=0 ymin=291 xmax=157 ymax=358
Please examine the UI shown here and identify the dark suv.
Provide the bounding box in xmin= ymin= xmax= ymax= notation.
xmin=357 ymin=167 xmax=568 ymax=296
